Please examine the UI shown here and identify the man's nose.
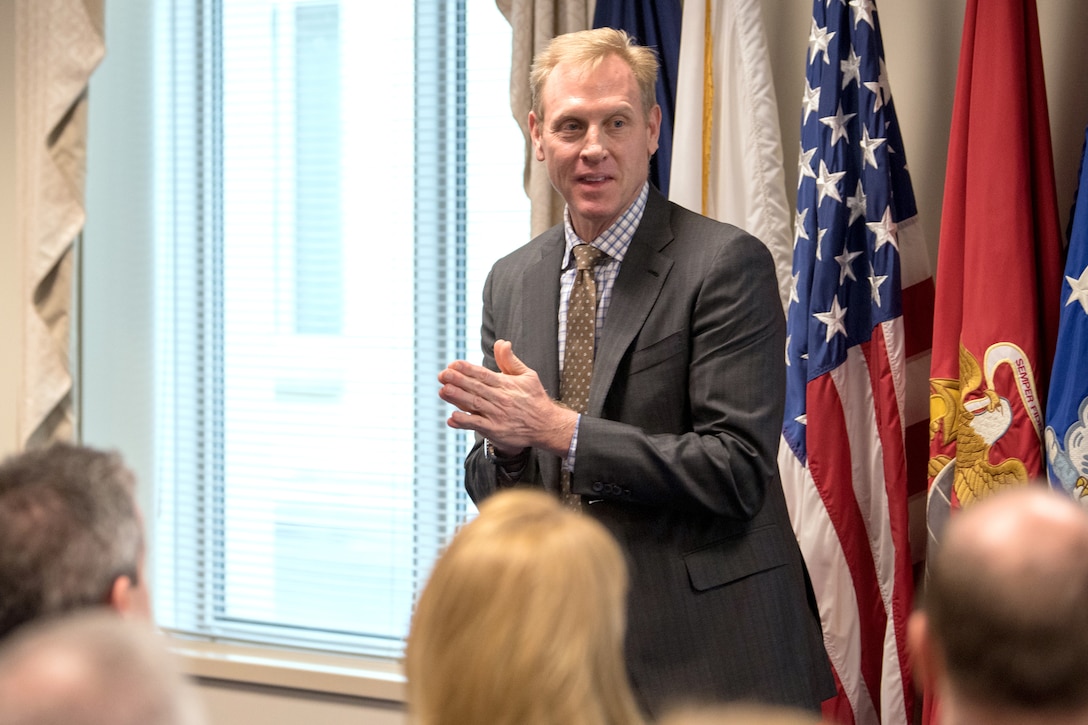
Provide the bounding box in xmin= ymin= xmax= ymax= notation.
xmin=581 ymin=125 xmax=606 ymax=162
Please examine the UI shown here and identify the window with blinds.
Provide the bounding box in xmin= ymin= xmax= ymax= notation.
xmin=150 ymin=0 xmax=529 ymax=657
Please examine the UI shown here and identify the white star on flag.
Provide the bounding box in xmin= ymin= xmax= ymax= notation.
xmin=849 ymin=0 xmax=875 ymax=29
xmin=795 ymin=207 xmax=810 ymax=247
xmin=835 ymin=248 xmax=863 ymax=284
xmin=869 ymin=263 xmax=888 ymax=306
xmin=808 ymin=19 xmax=835 ymax=64
xmin=860 ymin=125 xmax=886 ymax=169
xmin=813 ymin=296 xmax=848 ymax=342
xmin=799 ymin=143 xmax=817 ymax=187
xmin=841 ymin=47 xmax=862 ymax=89
xmin=801 ymin=80 xmax=822 ymax=124
xmin=820 ymin=102 xmax=857 ymax=146
xmin=815 ymin=160 xmax=847 ymax=205
xmin=1065 ymin=265 xmax=1088 ymax=314
xmin=863 ymin=57 xmax=892 ymax=112
xmin=867 ymin=205 xmax=898 ymax=250
xmin=846 ymin=181 xmax=868 ymax=226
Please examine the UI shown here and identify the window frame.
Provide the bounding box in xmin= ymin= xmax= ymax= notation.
xmin=82 ymin=0 xmax=526 ymax=694
xmin=159 ymin=0 xmax=474 ymax=656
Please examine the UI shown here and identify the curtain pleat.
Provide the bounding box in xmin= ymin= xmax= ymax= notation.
xmin=15 ymin=0 xmax=105 ymax=447
xmin=496 ymin=0 xmax=594 ymax=236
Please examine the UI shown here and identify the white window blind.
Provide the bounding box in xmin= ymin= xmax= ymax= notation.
xmin=149 ymin=0 xmax=528 ymax=657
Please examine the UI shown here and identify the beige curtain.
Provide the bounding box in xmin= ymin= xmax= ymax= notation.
xmin=15 ymin=0 xmax=105 ymax=448
xmin=496 ymin=0 xmax=595 ymax=236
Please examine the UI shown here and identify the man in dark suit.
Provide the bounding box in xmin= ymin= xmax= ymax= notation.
xmin=437 ymin=27 xmax=833 ymax=717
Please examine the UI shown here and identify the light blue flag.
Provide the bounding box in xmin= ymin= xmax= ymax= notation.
xmin=1046 ymin=125 xmax=1088 ymax=502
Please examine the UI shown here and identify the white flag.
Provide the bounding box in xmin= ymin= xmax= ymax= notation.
xmin=668 ymin=0 xmax=792 ymax=312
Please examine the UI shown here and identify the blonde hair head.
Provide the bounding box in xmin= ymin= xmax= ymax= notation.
xmin=405 ymin=488 xmax=643 ymax=725
xmin=658 ymin=702 xmax=827 ymax=725
xmin=529 ymin=28 xmax=659 ymax=120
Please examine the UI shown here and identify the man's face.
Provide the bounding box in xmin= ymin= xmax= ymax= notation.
xmin=529 ymin=54 xmax=660 ymax=241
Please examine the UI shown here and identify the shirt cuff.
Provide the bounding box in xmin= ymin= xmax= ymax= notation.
xmin=485 ymin=439 xmax=530 ymax=484
xmin=563 ymin=414 xmax=580 ymax=473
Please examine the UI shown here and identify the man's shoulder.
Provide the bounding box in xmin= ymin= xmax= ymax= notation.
xmin=654 ymin=198 xmax=769 ymax=262
xmin=491 ymin=224 xmax=564 ymax=272
xmin=645 ymin=188 xmax=754 ymax=246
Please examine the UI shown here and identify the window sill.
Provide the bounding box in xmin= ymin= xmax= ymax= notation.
xmin=167 ymin=635 xmax=407 ymax=703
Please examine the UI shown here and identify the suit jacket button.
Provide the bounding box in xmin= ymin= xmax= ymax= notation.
xmin=591 ymin=482 xmax=603 ymax=493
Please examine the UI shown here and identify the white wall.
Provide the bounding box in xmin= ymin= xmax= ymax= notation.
xmin=81 ymin=0 xmax=156 ymax=518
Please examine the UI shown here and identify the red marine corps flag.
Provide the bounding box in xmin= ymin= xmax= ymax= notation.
xmin=925 ymin=0 xmax=1063 ymax=718
xmin=926 ymin=0 xmax=1061 ymax=551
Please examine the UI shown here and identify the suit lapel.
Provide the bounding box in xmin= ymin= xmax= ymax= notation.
xmin=588 ymin=189 xmax=675 ymax=415
xmin=519 ymin=230 xmax=564 ymax=398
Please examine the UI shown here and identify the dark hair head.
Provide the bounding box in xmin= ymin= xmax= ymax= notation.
xmin=0 ymin=443 xmax=143 ymax=639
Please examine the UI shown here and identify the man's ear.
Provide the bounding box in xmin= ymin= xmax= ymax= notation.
xmin=646 ymin=103 xmax=661 ymax=156
xmin=528 ymin=111 xmax=545 ymax=162
xmin=107 ymin=574 xmax=150 ymax=620
xmin=107 ymin=574 xmax=134 ymax=614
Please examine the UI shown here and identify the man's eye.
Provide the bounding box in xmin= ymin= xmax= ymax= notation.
xmin=611 ymin=118 xmax=627 ymax=129
xmin=560 ymin=122 xmax=581 ymax=133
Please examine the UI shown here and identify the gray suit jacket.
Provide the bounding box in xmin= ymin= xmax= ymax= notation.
xmin=465 ymin=187 xmax=834 ymax=716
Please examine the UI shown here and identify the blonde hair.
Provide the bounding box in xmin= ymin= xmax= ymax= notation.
xmin=658 ymin=702 xmax=827 ymax=725
xmin=529 ymin=28 xmax=659 ymax=119
xmin=405 ymin=489 xmax=644 ymax=725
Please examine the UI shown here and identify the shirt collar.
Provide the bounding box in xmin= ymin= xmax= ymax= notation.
xmin=562 ymin=182 xmax=649 ymax=269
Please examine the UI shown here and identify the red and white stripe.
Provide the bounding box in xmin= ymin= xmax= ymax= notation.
xmin=780 ymin=216 xmax=932 ymax=725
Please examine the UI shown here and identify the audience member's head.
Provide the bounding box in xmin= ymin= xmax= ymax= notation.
xmin=0 ymin=442 xmax=150 ymax=640
xmin=658 ymin=702 xmax=826 ymax=725
xmin=909 ymin=485 xmax=1088 ymax=724
xmin=405 ymin=488 xmax=644 ymax=725
xmin=529 ymin=27 xmax=659 ymax=119
xmin=0 ymin=610 xmax=205 ymax=725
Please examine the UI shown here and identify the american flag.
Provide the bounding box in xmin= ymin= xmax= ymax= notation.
xmin=778 ymin=1 xmax=934 ymax=724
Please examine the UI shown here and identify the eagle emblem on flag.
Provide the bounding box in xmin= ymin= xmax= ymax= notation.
xmin=929 ymin=343 xmax=1030 ymax=508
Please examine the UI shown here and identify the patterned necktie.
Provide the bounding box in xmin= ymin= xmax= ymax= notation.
xmin=559 ymin=244 xmax=605 ymax=507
